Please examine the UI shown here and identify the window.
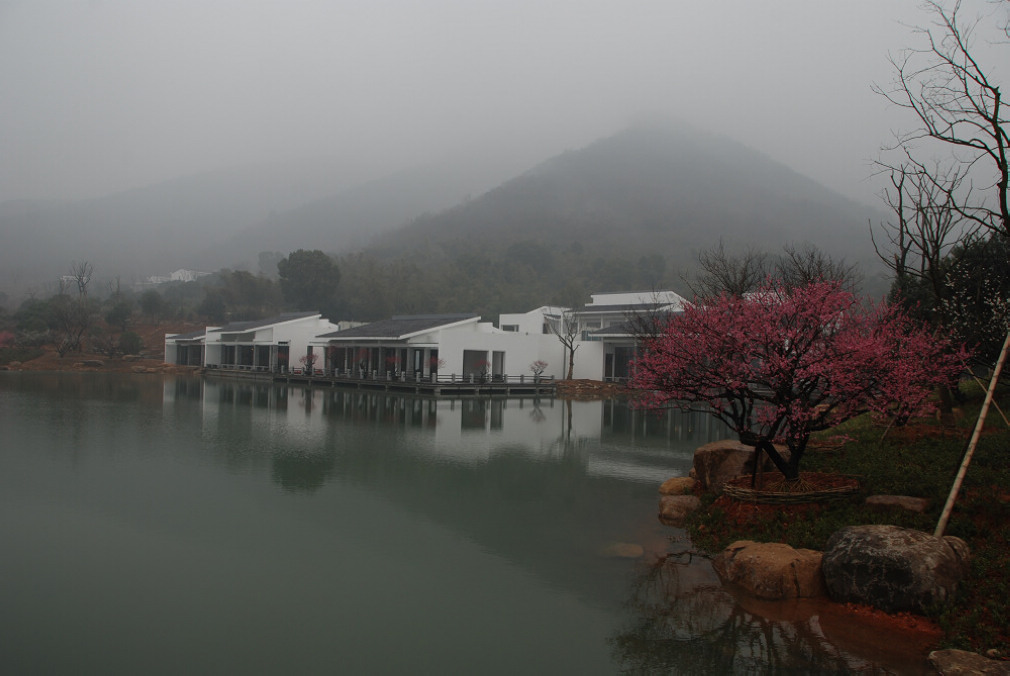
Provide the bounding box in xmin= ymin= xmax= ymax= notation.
xmin=502 ymin=324 xmax=519 ymax=332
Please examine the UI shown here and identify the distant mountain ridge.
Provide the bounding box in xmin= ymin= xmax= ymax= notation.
xmin=0 ymin=122 xmax=885 ymax=307
xmin=0 ymin=156 xmax=366 ymax=288
xmin=222 ymin=157 xmax=523 ymax=264
xmin=0 ymin=154 xmax=517 ymax=291
xmin=324 ymin=124 xmax=886 ymax=319
xmin=369 ymin=124 xmax=878 ymax=268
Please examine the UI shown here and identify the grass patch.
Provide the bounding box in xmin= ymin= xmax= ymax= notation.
xmin=684 ymin=385 xmax=1010 ymax=655
xmin=0 ymin=346 xmax=44 ymax=365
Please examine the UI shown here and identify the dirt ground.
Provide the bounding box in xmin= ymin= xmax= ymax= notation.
xmin=3 ymin=322 xmax=203 ymax=374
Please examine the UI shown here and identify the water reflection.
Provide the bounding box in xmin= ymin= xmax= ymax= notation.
xmin=612 ymin=549 xmax=932 ymax=674
xmin=0 ymin=373 xmax=933 ymax=673
xmin=164 ymin=378 xmax=727 ymax=489
xmin=271 ymin=451 xmax=336 ymax=493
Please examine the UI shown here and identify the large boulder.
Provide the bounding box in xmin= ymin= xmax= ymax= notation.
xmin=822 ymin=525 xmax=970 ymax=614
xmin=658 ymin=494 xmax=701 ymax=525
xmin=691 ymin=439 xmax=786 ymax=493
xmin=659 ymin=476 xmax=695 ymax=496
xmin=929 ymin=649 xmax=1010 ymax=675
xmin=712 ymin=540 xmax=826 ymax=600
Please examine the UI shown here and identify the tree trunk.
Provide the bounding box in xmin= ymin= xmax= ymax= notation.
xmin=756 ymin=439 xmax=799 ymax=482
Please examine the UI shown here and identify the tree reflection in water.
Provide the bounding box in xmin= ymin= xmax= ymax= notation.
xmin=610 ymin=547 xmax=905 ymax=674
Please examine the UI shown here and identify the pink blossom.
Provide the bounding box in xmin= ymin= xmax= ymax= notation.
xmin=631 ymin=280 xmax=967 ymax=480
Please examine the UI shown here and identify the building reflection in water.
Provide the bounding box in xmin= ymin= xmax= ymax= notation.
xmin=164 ymin=378 xmax=730 ymax=481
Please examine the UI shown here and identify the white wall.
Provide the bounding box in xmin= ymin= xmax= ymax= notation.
xmin=437 ymin=328 xmax=563 ymax=379
xmin=570 ymin=341 xmax=605 ymax=380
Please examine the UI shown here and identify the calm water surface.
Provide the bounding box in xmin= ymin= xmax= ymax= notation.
xmin=0 ymin=373 xmax=929 ymax=674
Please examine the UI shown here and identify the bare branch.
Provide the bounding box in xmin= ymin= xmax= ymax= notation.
xmin=875 ymin=0 xmax=1009 ymax=239
xmin=683 ymin=240 xmax=768 ymax=300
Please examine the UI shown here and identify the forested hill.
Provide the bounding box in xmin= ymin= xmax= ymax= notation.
xmin=334 ymin=124 xmax=883 ymax=320
xmin=222 ymin=157 xmax=521 ymax=264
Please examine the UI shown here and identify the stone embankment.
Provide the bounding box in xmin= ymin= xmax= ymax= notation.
xmin=555 ymin=379 xmax=626 ymax=400
xmin=654 ymin=438 xmax=1009 ymax=672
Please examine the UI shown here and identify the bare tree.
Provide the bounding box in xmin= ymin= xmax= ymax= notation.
xmin=870 ymin=162 xmax=979 ymax=326
xmin=874 ymin=0 xmax=1009 ymax=241
xmin=684 ymin=240 xmax=768 ymax=299
xmin=686 ymin=241 xmax=856 ymax=300
xmin=774 ymin=243 xmax=861 ymax=292
xmin=546 ymin=307 xmax=581 ymax=380
xmin=52 ymin=262 xmax=95 ymax=355
xmin=70 ymin=261 xmax=93 ymax=298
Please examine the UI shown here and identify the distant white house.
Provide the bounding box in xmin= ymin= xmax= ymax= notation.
xmin=146 ymin=269 xmax=212 ymax=285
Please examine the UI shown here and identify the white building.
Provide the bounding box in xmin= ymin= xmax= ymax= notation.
xmin=166 ymin=312 xmax=351 ymax=372
xmin=312 ymin=313 xmax=564 ymax=381
xmin=164 ymin=289 xmax=688 ymax=383
xmin=147 ymin=269 xmax=212 ymax=285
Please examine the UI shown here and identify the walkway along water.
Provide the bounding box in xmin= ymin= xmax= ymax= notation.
xmin=205 ymin=364 xmax=557 ymax=397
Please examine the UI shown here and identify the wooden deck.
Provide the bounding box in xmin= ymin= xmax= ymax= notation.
xmin=204 ymin=366 xmax=556 ymax=397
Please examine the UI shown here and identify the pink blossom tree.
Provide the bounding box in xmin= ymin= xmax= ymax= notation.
xmin=299 ymin=352 xmax=319 ymax=372
xmin=529 ymin=360 xmax=548 ymax=380
xmin=631 ymin=280 xmax=966 ymax=482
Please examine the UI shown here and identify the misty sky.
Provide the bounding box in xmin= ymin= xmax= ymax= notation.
xmin=1 ymin=1 xmax=1005 ymax=206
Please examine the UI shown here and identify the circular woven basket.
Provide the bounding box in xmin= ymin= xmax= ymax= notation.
xmin=721 ymin=472 xmax=860 ymax=504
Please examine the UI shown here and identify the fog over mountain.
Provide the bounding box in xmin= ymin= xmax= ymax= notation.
xmin=223 ymin=155 xmax=530 ymax=265
xmin=323 ymin=123 xmax=888 ymax=319
xmin=0 ymin=157 xmax=367 ymax=288
xmin=0 ymin=122 xmax=886 ymax=303
xmin=8 ymin=1 xmax=1000 ymax=307
xmin=373 ymin=124 xmax=879 ymax=267
xmin=2 ymin=1 xmax=960 ymax=208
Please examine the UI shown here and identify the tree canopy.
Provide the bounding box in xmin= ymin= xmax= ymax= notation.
xmin=277 ymin=249 xmax=341 ymax=316
xmin=631 ymin=280 xmax=965 ymax=481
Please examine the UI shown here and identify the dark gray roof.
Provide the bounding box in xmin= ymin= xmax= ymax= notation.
xmin=166 ymin=329 xmax=206 ymax=341
xmin=590 ymin=311 xmax=683 ymax=338
xmin=317 ymin=314 xmax=479 ymax=340
xmin=210 ymin=312 xmax=318 ymax=333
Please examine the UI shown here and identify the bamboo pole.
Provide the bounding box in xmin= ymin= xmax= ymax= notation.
xmin=935 ymin=328 xmax=1010 ymax=538
xmin=972 ymin=374 xmax=1010 ymax=426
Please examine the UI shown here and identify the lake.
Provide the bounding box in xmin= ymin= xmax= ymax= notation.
xmin=0 ymin=373 xmax=931 ymax=674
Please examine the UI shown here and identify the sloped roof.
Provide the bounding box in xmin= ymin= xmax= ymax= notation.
xmin=166 ymin=329 xmax=206 ymax=341
xmin=579 ymin=302 xmax=669 ymax=314
xmin=590 ymin=311 xmax=682 ymax=338
xmin=209 ymin=312 xmax=319 ymax=333
xmin=317 ymin=314 xmax=480 ymax=340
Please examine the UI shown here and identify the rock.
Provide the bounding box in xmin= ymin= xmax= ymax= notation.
xmin=712 ymin=540 xmax=826 ymax=600
xmin=865 ymin=495 xmax=930 ymax=513
xmin=122 ymin=354 xmax=141 ymax=362
xmin=600 ymin=542 xmax=645 ymax=558
xmin=8 ymin=361 xmax=21 ymax=367
xmin=659 ymin=476 xmax=695 ymax=495
xmin=658 ymin=494 xmax=701 ymax=524
xmin=928 ymin=649 xmax=1010 ymax=675
xmin=692 ymin=439 xmax=788 ymax=493
xmin=81 ymin=359 xmax=104 ymax=367
xmin=822 ymin=525 xmax=970 ymax=614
